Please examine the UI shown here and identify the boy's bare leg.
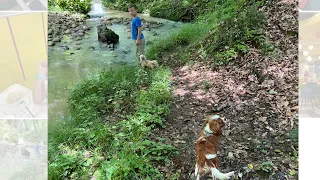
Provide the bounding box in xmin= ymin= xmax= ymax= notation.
xmin=136 ymin=38 xmax=145 ymax=63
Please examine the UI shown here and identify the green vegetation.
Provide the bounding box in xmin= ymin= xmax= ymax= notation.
xmin=49 ymin=0 xmax=91 ymax=14
xmin=147 ymin=23 xmax=211 ymax=64
xmin=147 ymin=0 xmax=272 ymax=67
xmin=47 ymin=0 xmax=285 ymax=179
xmin=49 ymin=66 xmax=178 ymax=180
xmin=102 ymin=0 xmax=226 ymax=22
xmin=102 ymin=0 xmax=268 ymax=22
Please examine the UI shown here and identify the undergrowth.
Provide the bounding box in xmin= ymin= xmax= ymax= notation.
xmin=146 ymin=23 xmax=211 ymax=63
xmin=49 ymin=0 xmax=91 ymax=14
xmin=102 ymin=0 xmax=197 ymax=21
xmin=147 ymin=0 xmax=274 ymax=67
xmin=48 ymin=66 xmax=178 ymax=180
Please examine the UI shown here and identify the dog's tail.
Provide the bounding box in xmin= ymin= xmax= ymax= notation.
xmin=211 ymin=168 xmax=234 ymax=180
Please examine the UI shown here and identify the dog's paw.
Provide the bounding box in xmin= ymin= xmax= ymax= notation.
xmin=222 ymin=171 xmax=235 ymax=180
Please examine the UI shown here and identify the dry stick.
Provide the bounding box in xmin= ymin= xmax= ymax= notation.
xmin=6 ymin=17 xmax=27 ymax=81
xmin=41 ymin=12 xmax=47 ymax=56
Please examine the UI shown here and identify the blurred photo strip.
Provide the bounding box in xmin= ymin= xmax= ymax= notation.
xmin=0 ymin=12 xmax=48 ymax=119
xmin=0 ymin=119 xmax=47 ymax=179
xmin=299 ymin=1 xmax=320 ymax=118
xmin=0 ymin=0 xmax=47 ymax=11
xmin=299 ymin=0 xmax=320 ymax=179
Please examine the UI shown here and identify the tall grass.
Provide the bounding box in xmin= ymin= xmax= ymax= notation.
xmin=147 ymin=23 xmax=211 ymax=60
xmin=48 ymin=66 xmax=178 ymax=180
xmin=147 ymin=0 xmax=270 ymax=67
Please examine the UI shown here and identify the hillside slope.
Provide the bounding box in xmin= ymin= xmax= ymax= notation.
xmin=148 ymin=0 xmax=298 ymax=179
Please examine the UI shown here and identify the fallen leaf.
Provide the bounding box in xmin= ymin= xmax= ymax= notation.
xmin=259 ymin=117 xmax=267 ymax=122
xmin=274 ymin=149 xmax=281 ymax=153
xmin=269 ymin=89 xmax=277 ymax=95
xmin=289 ymin=170 xmax=296 ymax=176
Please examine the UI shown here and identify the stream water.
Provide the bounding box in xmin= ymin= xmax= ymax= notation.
xmin=48 ymin=0 xmax=182 ymax=119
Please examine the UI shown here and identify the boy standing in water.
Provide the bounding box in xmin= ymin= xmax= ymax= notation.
xmin=128 ymin=4 xmax=145 ymax=62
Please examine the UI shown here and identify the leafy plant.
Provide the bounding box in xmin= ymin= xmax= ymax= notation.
xmin=49 ymin=66 xmax=177 ymax=180
xmin=52 ymin=0 xmax=92 ymax=14
xmin=258 ymin=161 xmax=274 ymax=173
xmin=147 ymin=0 xmax=272 ymax=68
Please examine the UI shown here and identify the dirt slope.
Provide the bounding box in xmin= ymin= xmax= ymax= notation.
xmin=152 ymin=1 xmax=298 ymax=179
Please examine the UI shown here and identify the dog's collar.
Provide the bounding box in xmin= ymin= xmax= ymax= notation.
xmin=205 ymin=130 xmax=214 ymax=137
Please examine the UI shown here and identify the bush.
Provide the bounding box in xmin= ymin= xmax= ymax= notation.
xmin=68 ymin=66 xmax=151 ymax=124
xmin=102 ymin=0 xmax=151 ymax=13
xmin=147 ymin=23 xmax=211 ymax=61
xmin=147 ymin=0 xmax=270 ymax=67
xmin=201 ymin=2 xmax=267 ymax=65
xmin=149 ymin=1 xmax=195 ymax=22
xmin=50 ymin=0 xmax=91 ymax=14
xmin=101 ymin=0 xmax=215 ymax=22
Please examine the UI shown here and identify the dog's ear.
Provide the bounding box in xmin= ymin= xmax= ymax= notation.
xmin=215 ymin=118 xmax=225 ymax=135
xmin=207 ymin=115 xmax=225 ymax=135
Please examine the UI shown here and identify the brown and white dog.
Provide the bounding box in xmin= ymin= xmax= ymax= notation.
xmin=139 ymin=54 xmax=159 ymax=69
xmin=195 ymin=115 xmax=234 ymax=180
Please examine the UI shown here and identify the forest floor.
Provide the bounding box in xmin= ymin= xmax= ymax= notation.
xmin=151 ymin=1 xmax=299 ymax=179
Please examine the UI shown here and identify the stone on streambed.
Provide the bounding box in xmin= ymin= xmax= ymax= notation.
xmin=106 ymin=20 xmax=112 ymax=25
xmin=83 ymin=26 xmax=90 ymax=30
xmin=74 ymin=46 xmax=81 ymax=50
xmin=112 ymin=19 xmax=120 ymax=24
xmin=122 ymin=49 xmax=131 ymax=54
xmin=48 ymin=41 xmax=55 ymax=46
xmin=48 ymin=29 xmax=53 ymax=35
xmin=75 ymin=37 xmax=82 ymax=41
xmin=59 ymin=45 xmax=69 ymax=51
xmin=52 ymin=37 xmax=61 ymax=42
xmin=65 ymin=29 xmax=71 ymax=34
xmin=97 ymin=24 xmax=119 ymax=45
xmin=74 ymin=26 xmax=81 ymax=31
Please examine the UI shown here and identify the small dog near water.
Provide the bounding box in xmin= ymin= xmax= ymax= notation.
xmin=139 ymin=54 xmax=159 ymax=69
xmin=194 ymin=115 xmax=235 ymax=180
